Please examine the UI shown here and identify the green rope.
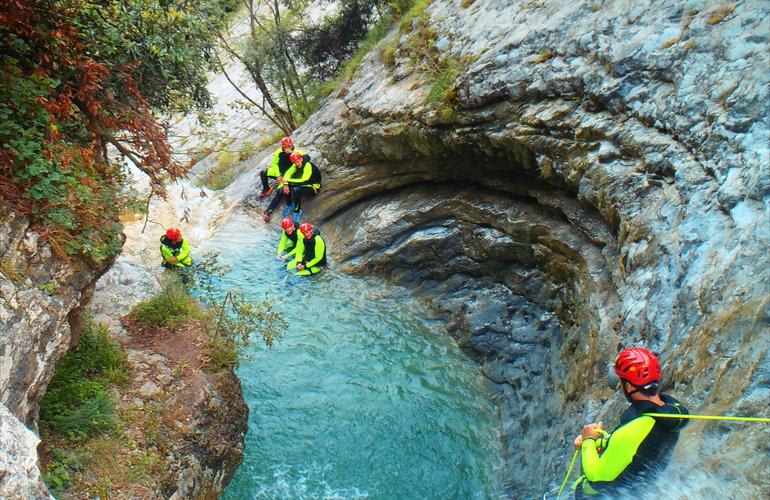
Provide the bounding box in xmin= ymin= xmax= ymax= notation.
xmin=555 ymin=449 xmax=579 ymax=500
xmin=645 ymin=413 xmax=770 ymax=423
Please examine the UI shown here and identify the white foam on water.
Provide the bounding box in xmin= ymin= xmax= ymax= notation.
xmin=250 ymin=464 xmax=369 ymax=500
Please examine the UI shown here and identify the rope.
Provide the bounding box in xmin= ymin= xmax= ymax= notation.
xmin=555 ymin=449 xmax=578 ymax=500
xmin=555 ymin=429 xmax=608 ymax=499
xmin=645 ymin=413 xmax=770 ymax=423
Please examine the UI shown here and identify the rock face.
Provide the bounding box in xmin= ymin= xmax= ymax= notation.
xmin=0 ymin=207 xmax=117 ymax=424
xmin=238 ymin=0 xmax=768 ymax=495
xmin=0 ymin=404 xmax=51 ymax=499
xmin=0 ymin=205 xmax=117 ymax=497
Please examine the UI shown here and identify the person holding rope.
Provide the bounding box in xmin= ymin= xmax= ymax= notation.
xmin=571 ymin=347 xmax=688 ymax=498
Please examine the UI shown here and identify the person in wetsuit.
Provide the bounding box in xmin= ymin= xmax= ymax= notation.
xmin=160 ymin=228 xmax=192 ymax=268
xmin=276 ymin=217 xmax=300 ymax=260
xmin=262 ymin=151 xmax=321 ymax=224
xmin=286 ymin=222 xmax=327 ymax=276
xmin=258 ymin=136 xmax=304 ymax=199
xmin=572 ymin=347 xmax=688 ymax=498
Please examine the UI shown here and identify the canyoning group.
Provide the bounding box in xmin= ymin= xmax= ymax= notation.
xmin=160 ymin=136 xmax=327 ymax=277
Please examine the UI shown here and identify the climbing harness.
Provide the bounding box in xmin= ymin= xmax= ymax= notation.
xmin=552 ymin=414 xmax=769 ymax=499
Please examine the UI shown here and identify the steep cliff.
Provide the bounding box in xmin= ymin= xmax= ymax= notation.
xmin=240 ymin=0 xmax=768 ymax=495
xmin=0 ymin=205 xmax=117 ymax=497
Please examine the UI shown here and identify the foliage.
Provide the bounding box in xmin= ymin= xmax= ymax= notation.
xmin=131 ymin=281 xmax=200 ymax=328
xmin=0 ymin=258 xmax=26 ymax=284
xmin=42 ymin=447 xmax=84 ymax=494
xmin=39 ymin=321 xmax=128 ymax=440
xmin=230 ymin=0 xmax=415 ymax=131
xmin=186 ymin=251 xmax=288 ymax=369
xmin=0 ymin=0 xmax=230 ymax=262
xmin=293 ymin=0 xmax=381 ymax=79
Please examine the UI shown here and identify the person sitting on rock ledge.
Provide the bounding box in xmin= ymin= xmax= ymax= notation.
xmin=257 ymin=136 xmax=304 ymax=199
xmin=160 ymin=228 xmax=192 ymax=269
xmin=276 ymin=217 xmax=300 ymax=260
xmin=286 ymin=222 xmax=326 ymax=276
xmin=572 ymin=347 xmax=688 ymax=498
xmin=261 ymin=151 xmax=321 ymax=225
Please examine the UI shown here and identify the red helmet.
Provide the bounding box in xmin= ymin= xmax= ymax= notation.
xmin=614 ymin=347 xmax=661 ymax=387
xmin=166 ymin=228 xmax=181 ymax=240
xmin=280 ymin=218 xmax=294 ymax=231
xmin=299 ymin=223 xmax=313 ymax=237
xmin=289 ymin=152 xmax=303 ymax=166
xmin=280 ymin=136 xmax=294 ymax=149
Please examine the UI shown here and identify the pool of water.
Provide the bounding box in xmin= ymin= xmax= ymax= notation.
xmin=208 ymin=213 xmax=503 ymax=499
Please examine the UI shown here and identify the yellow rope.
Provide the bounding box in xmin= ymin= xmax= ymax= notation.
xmin=556 ymin=429 xmax=608 ymax=499
xmin=555 ymin=449 xmax=579 ymax=500
xmin=645 ymin=413 xmax=770 ymax=423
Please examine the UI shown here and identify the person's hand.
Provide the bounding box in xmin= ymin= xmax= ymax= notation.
xmin=167 ymin=256 xmax=178 ymax=264
xmin=297 ymin=263 xmax=305 ymax=271
xmin=580 ymin=422 xmax=604 ymax=441
xmin=277 ymin=177 xmax=286 ymax=184
xmin=573 ymin=434 xmax=583 ymax=450
xmin=283 ymin=185 xmax=290 ymax=195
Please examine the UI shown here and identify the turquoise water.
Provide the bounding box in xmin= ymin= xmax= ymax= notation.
xmin=212 ymin=214 xmax=503 ymax=499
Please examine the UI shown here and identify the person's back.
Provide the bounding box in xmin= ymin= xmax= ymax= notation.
xmin=574 ymin=348 xmax=688 ymax=498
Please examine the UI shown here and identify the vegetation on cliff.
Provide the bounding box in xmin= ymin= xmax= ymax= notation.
xmin=0 ymin=0 xmax=236 ymax=263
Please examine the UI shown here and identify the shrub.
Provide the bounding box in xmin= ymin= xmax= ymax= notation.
xmin=39 ymin=322 xmax=127 ymax=440
xmin=186 ymin=251 xmax=288 ymax=370
xmin=131 ymin=282 xmax=200 ymax=328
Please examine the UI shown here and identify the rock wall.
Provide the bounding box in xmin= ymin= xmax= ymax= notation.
xmin=0 ymin=205 xmax=116 ymax=497
xmin=0 ymin=404 xmax=51 ymax=499
xmin=239 ymin=0 xmax=768 ymax=495
xmin=0 ymin=207 xmax=117 ymax=425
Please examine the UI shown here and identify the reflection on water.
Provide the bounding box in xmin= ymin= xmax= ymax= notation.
xmin=207 ymin=213 xmax=503 ymax=499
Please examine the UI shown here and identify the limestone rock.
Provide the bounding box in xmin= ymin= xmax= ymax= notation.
xmin=0 ymin=404 xmax=51 ymax=499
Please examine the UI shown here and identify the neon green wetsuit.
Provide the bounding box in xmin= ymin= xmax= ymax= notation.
xmin=574 ymin=395 xmax=688 ymax=497
xmin=266 ymin=148 xmax=304 ymax=178
xmin=160 ymin=236 xmax=192 ymax=268
xmin=276 ymin=224 xmax=299 ymax=259
xmin=286 ymin=230 xmax=327 ymax=276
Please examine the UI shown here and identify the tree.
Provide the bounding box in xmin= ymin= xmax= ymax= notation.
xmin=0 ymin=0 xmax=234 ymax=262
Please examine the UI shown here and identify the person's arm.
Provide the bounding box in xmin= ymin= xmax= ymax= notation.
xmin=276 ymin=233 xmax=291 ymax=256
xmin=581 ymin=416 xmax=655 ymax=483
xmin=292 ymin=238 xmax=305 ymax=263
xmin=277 ymin=165 xmax=297 ymax=188
xmin=303 ymin=237 xmax=325 ymax=268
xmin=286 ymin=163 xmax=312 ymax=185
xmin=160 ymin=244 xmax=173 ymax=262
xmin=175 ymin=239 xmax=191 ymax=262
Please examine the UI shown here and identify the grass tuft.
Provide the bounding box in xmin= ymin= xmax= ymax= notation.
xmin=131 ymin=282 xmax=200 ymax=329
xmin=39 ymin=321 xmax=128 ymax=441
